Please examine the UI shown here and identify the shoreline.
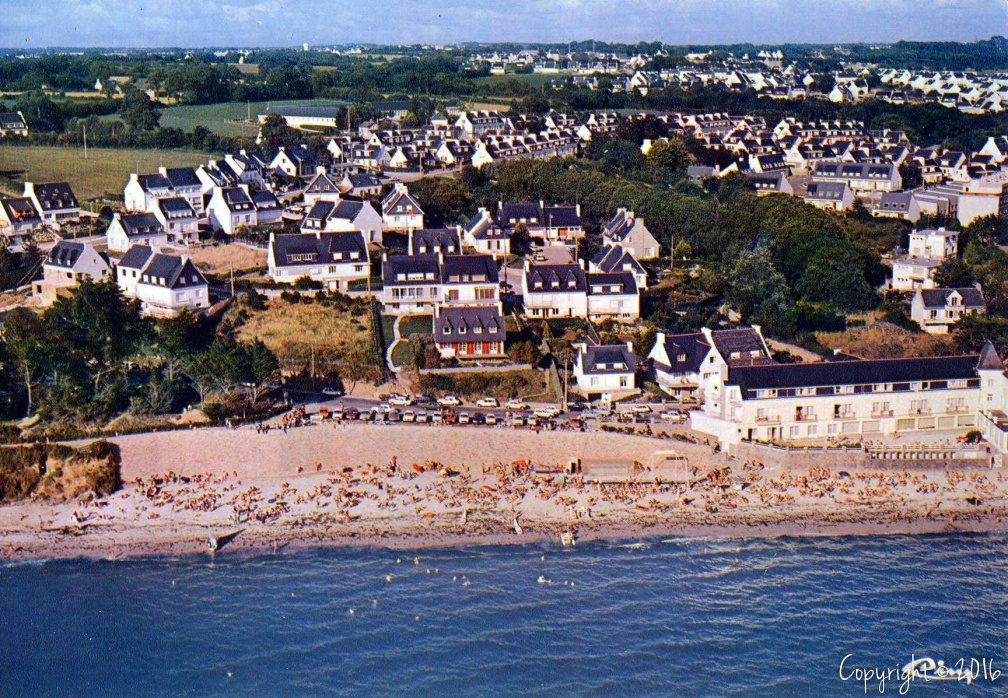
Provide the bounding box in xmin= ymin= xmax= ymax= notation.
xmin=2 ymin=423 xmax=1006 ymax=563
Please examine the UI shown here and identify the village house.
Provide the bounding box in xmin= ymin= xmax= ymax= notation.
xmin=409 ymin=227 xmax=460 ymax=255
xmin=114 ymin=244 xmax=209 ymax=317
xmin=381 ymin=254 xmax=442 ymax=314
xmin=33 ymin=240 xmax=111 ymax=304
xmin=124 ymin=172 xmax=173 ymax=212
xmin=910 ymin=287 xmax=985 ymax=334
xmin=340 ymin=173 xmax=383 ymax=198
xmin=573 ymin=340 xmax=637 ymax=402
xmin=267 ymin=230 xmax=370 ymax=291
xmin=871 ymin=191 xmax=922 ymax=223
xmin=648 ymin=326 xmax=773 ymax=399
xmin=23 ymin=182 xmax=80 ymax=227
xmin=381 ymin=183 xmax=425 ymax=231
xmin=803 ymin=181 xmax=855 ymax=211
xmin=433 ymin=303 xmax=506 ymax=360
xmin=892 ymin=228 xmax=959 ymax=291
xmin=588 ymin=244 xmax=647 ymax=290
xmin=463 ymin=208 xmax=510 ymax=258
xmin=0 ymin=111 xmax=28 ymax=137
xmin=809 ymin=161 xmax=902 ymax=194
xmin=602 ymin=208 xmax=660 ymax=259
xmin=747 ymin=172 xmax=795 ymax=196
xmin=522 ymin=260 xmax=588 ymax=319
xmin=586 ymin=271 xmax=640 ymax=322
xmin=205 ymin=186 xmax=257 ymax=235
xmin=152 ymin=198 xmax=200 ymax=246
xmin=301 ymin=198 xmax=383 ymax=245
xmin=106 ymin=212 xmax=168 ymax=253
xmin=269 ymin=145 xmax=318 ymax=179
xmin=301 ymin=168 xmax=343 ymax=206
xmin=0 ymin=197 xmax=41 ymax=252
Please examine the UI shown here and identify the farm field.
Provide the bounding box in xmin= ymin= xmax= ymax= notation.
xmin=158 ymin=99 xmax=345 ymax=137
xmin=0 ymin=145 xmax=207 ymax=199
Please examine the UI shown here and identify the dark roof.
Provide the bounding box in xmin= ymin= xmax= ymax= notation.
xmin=466 ymin=212 xmax=506 ymax=240
xmin=252 ymin=190 xmax=281 ymax=210
xmin=31 ymin=182 xmax=77 ymax=211
xmin=544 ymin=205 xmax=581 ymax=227
xmin=728 ymin=354 xmax=981 ymax=396
xmin=158 ymin=197 xmax=195 ymax=217
xmin=579 ymin=343 xmax=636 ymax=375
xmin=305 ymin=200 xmax=336 ymax=224
xmin=118 ymin=212 xmax=164 ymax=236
xmin=270 ymin=231 xmax=367 ymax=267
xmin=163 ymin=167 xmax=201 ymax=188
xmin=441 ymin=254 xmax=499 ymax=283
xmin=656 ymin=332 xmax=709 ymax=374
xmin=919 ymin=287 xmax=984 ymax=308
xmin=498 ymin=202 xmax=544 ymax=227
xmin=347 ymin=173 xmax=381 ymax=188
xmin=137 ymin=173 xmax=172 ymax=191
xmin=332 ymin=200 xmax=365 ymax=220
xmin=382 ymin=254 xmax=440 ymax=286
xmin=586 ymin=271 xmax=637 ymax=295
xmin=118 ymin=244 xmax=154 ymax=270
xmin=220 ymin=187 xmax=253 ymax=210
xmin=410 ymin=228 xmax=460 ymax=254
xmin=525 ymin=263 xmax=586 ymax=293
xmin=0 ymin=112 xmax=27 ymax=129
xmin=435 ymin=305 xmax=504 ymax=344
xmin=46 ymin=241 xmax=85 ymax=268
xmin=710 ymin=327 xmax=773 ymax=366
xmin=805 ymin=181 xmax=848 ymax=200
xmin=141 ymin=254 xmax=207 ymax=289
xmin=590 ymin=245 xmax=645 ymax=275
xmin=0 ymin=197 xmax=40 ymax=223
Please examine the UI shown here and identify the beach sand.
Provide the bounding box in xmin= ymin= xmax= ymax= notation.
xmin=1 ymin=422 xmax=1006 ymax=562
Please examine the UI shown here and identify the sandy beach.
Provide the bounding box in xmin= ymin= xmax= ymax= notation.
xmin=1 ymin=422 xmax=1007 ymax=562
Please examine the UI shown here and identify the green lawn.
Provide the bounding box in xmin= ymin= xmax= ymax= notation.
xmin=399 ymin=314 xmax=433 ymax=337
xmin=390 ymin=340 xmax=413 ymax=368
xmin=158 ymin=99 xmax=348 ymax=137
xmin=0 ymin=144 xmax=208 ymax=199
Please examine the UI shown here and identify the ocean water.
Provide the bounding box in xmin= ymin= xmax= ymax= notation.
xmin=0 ymin=533 xmax=1005 ymax=697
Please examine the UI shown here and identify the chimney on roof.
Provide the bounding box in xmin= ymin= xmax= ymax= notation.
xmin=315 ymin=229 xmax=321 ymax=240
xmin=130 ymin=173 xmax=139 ymax=182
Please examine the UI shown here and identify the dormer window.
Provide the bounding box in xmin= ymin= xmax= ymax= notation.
xmin=458 ymin=326 xmax=466 ymax=335
xmin=677 ymin=353 xmax=687 ymax=362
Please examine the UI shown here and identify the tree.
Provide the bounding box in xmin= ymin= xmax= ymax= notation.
xmin=243 ymin=338 xmax=279 ymax=405
xmin=898 ymin=159 xmax=923 ymax=190
xmin=119 ymin=87 xmax=160 ymax=131
xmin=259 ymin=113 xmax=298 ymax=150
xmin=933 ymin=257 xmax=974 ymax=288
xmin=510 ymin=222 xmax=531 ymax=255
xmin=646 ymin=137 xmax=692 ymax=172
xmin=726 ymin=244 xmax=796 ymax=338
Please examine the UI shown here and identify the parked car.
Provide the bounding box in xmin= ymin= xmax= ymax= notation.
xmin=476 ymin=397 xmax=499 ymax=408
xmin=511 ymin=415 xmax=526 ymax=427
xmin=458 ymin=412 xmax=471 ymax=425
xmin=389 ymin=394 xmax=414 ymax=407
xmin=321 ymin=387 xmax=344 ymax=397
xmin=534 ymin=406 xmax=560 ymax=419
xmin=629 ymin=404 xmax=652 ymax=413
xmin=471 ymin=412 xmax=486 ymax=425
xmin=415 ymin=411 xmax=429 ymax=424
xmin=485 ymin=413 xmax=498 ymax=426
xmin=437 ymin=395 xmax=462 ymax=407
xmin=505 ymin=399 xmax=529 ymax=411
xmin=402 ymin=410 xmax=416 ymax=423
xmin=430 ymin=412 xmax=443 ymax=424
xmin=344 ymin=407 xmax=359 ymax=420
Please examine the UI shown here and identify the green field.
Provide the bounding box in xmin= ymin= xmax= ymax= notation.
xmin=473 ymin=72 xmax=564 ymax=88
xmin=0 ymin=145 xmax=208 ymax=199
xmin=158 ymin=99 xmax=345 ymax=137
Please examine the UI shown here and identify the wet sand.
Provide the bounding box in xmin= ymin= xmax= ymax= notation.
xmin=1 ymin=423 xmax=1006 ymax=562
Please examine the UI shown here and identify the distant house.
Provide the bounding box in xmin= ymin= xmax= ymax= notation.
xmin=647 ymin=331 xmax=711 ymax=398
xmin=24 ymin=181 xmax=80 ymax=226
xmin=573 ymin=340 xmax=637 ymax=402
xmin=269 ymin=145 xmax=317 ymax=179
xmin=747 ymin=172 xmax=794 ymax=196
xmin=586 ymin=271 xmax=639 ymax=322
xmin=589 ymin=244 xmax=647 ymax=290
xmin=0 ymin=197 xmax=41 ymax=252
xmin=124 ymin=172 xmax=173 ymax=212
xmin=205 ymin=186 xmax=257 ymax=235
xmin=522 ymin=260 xmax=588 ymax=319
xmin=497 ymin=201 xmax=545 ymax=236
xmin=267 ymin=230 xmax=370 ymax=291
xmin=911 ymin=287 xmax=985 ymax=334
xmin=892 ymin=228 xmax=959 ymax=291
xmin=809 ymin=161 xmax=901 ymax=193
xmin=0 ymin=111 xmax=28 ymax=137
xmin=152 ymin=198 xmax=200 ymax=245
xmin=251 ymin=190 xmax=284 ymax=227
xmin=803 ymin=181 xmax=854 ymax=211
xmin=115 ymin=244 xmax=210 ymax=317
xmin=381 ymin=253 xmax=443 ymax=314
xmin=409 ymin=227 xmax=460 ymax=256
xmin=301 ymin=198 xmax=383 ymax=244
xmin=33 ymin=240 xmax=111 ymax=304
xmin=463 ymin=208 xmax=510 ymax=258
xmin=433 ymin=303 xmax=506 ymax=360
xmin=602 ymin=208 xmax=659 ymax=260
xmin=872 ymin=191 xmax=922 ymax=223
xmin=381 ymin=183 xmax=425 ymax=231
xmin=340 ymin=173 xmax=383 ymax=198
xmin=543 ymin=205 xmax=583 ymax=243
xmin=106 ymin=212 xmax=168 ymax=253
xmin=160 ymin=167 xmax=204 ymax=213
xmin=302 ymin=169 xmax=342 ymax=206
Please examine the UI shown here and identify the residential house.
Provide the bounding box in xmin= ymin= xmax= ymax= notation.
xmin=409 ymin=227 xmax=460 ymax=255
xmin=892 ymin=228 xmax=959 ymax=291
xmin=160 ymin=167 xmax=204 ymax=213
xmin=543 ymin=204 xmax=584 ymax=243
xmin=463 ymin=208 xmax=510 ymax=258
xmin=573 ymin=340 xmax=637 ymax=402
xmin=339 ymin=173 xmax=383 ymax=198
xmin=602 ymin=208 xmax=660 ymax=259
xmin=433 ymin=303 xmax=506 ymax=360
xmin=0 ymin=111 xmax=28 ymax=137
xmin=803 ymin=181 xmax=855 ymax=211
xmin=33 ymin=240 xmax=111 ymax=303
xmin=269 ymin=145 xmax=317 ymax=179
xmin=267 ymin=231 xmax=370 ymax=291
xmin=115 ymin=244 xmax=209 ymax=317
xmin=205 ymin=186 xmax=257 ymax=235
xmin=24 ymin=182 xmax=80 ymax=226
xmin=648 ymin=326 xmax=773 ymax=399
xmin=872 ymin=191 xmax=922 ymax=223
xmin=302 ymin=168 xmax=343 ymax=206
xmin=440 ymin=254 xmax=500 ymax=306
xmin=0 ymin=197 xmax=41 ymax=252
xmin=522 ymin=260 xmax=588 ymax=319
xmin=301 ymin=198 xmax=383 ymax=244
xmin=381 ymin=254 xmax=443 ymax=313
xmin=809 ymin=161 xmax=902 ymax=193
xmin=152 ymin=197 xmax=200 ymax=245
xmin=747 ymin=172 xmax=794 ymax=195
xmin=381 ymin=183 xmax=425 ymax=231
xmin=124 ymin=172 xmax=174 ymax=211
xmin=251 ymin=190 xmax=284 ymax=227
xmin=910 ymin=287 xmax=985 ymax=334
xmin=586 ymin=272 xmax=639 ymax=322
xmin=106 ymin=212 xmax=168 ymax=253
xmin=589 ymin=244 xmax=647 ymax=289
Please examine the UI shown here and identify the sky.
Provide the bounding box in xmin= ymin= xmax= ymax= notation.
xmin=0 ymin=0 xmax=1005 ymax=49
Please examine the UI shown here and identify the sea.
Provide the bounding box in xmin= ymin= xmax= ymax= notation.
xmin=0 ymin=533 xmax=1005 ymax=697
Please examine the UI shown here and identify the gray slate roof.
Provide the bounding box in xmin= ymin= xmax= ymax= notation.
xmin=435 ymin=305 xmax=504 ymax=343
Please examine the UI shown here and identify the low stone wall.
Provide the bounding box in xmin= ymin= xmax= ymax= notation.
xmin=734 ymin=441 xmax=997 ymax=471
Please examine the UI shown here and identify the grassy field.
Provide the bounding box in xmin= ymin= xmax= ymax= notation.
xmin=158 ymin=99 xmax=347 ymax=137
xmin=184 ymin=243 xmax=267 ymax=276
xmin=399 ymin=314 xmax=432 ymax=337
xmin=0 ymin=145 xmax=208 ymax=199
xmin=473 ymin=73 xmax=562 ymax=88
xmin=234 ymin=299 xmax=372 ymax=372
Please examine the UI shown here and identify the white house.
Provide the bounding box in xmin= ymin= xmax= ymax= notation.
xmin=152 ymin=197 xmax=200 ymax=245
xmin=269 ymin=145 xmax=317 ymax=179
xmin=589 ymin=244 xmax=647 ymax=290
xmin=24 ymin=182 xmax=80 ymax=226
xmin=648 ymin=326 xmax=772 ymax=399
xmin=301 ymin=198 xmax=383 ymax=245
xmin=0 ymin=197 xmax=41 ymax=252
xmin=586 ymin=272 xmax=640 ymax=322
xmin=115 ymin=244 xmax=210 ymax=317
xmin=463 ymin=208 xmax=510 ymax=258
xmin=892 ymin=228 xmax=958 ymax=291
xmin=33 ymin=240 xmax=111 ymax=303
xmin=910 ymin=287 xmax=985 ymax=334
xmin=573 ymin=340 xmax=637 ymax=402
xmin=602 ymin=208 xmax=660 ymax=260
xmin=302 ymin=169 xmax=342 ymax=206
xmin=433 ymin=303 xmax=507 ymax=360
xmin=205 ymin=186 xmax=257 ymax=235
xmin=804 ymin=181 xmax=855 ymax=211
xmin=872 ymin=191 xmax=922 ymax=223
xmin=522 ymin=261 xmax=588 ymax=319
xmin=267 ymin=230 xmax=370 ymax=291
xmin=381 ymin=183 xmax=425 ymax=231
xmin=106 ymin=212 xmax=168 ymax=253
xmin=409 ymin=227 xmax=460 ymax=256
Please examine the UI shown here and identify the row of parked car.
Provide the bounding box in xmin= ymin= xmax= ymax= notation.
xmin=381 ymin=393 xmax=532 ymax=410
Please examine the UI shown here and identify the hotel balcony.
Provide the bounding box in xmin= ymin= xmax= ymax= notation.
xmin=755 ymin=415 xmax=780 ymax=424
xmin=870 ymin=410 xmax=894 ymax=418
